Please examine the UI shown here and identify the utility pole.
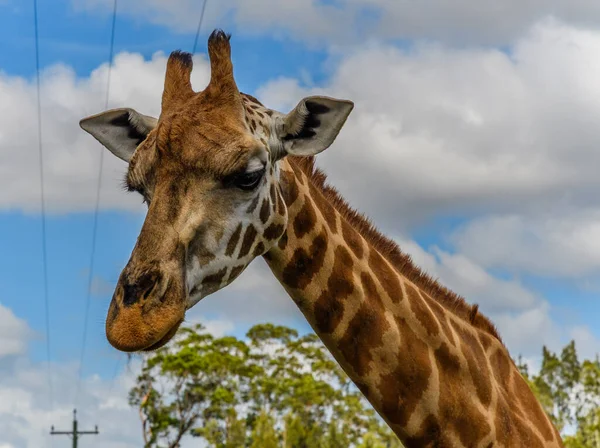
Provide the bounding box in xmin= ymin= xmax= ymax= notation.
xmin=51 ymin=409 xmax=99 ymax=448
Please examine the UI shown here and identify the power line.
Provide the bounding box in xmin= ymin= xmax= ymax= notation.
xmin=33 ymin=0 xmax=54 ymax=412
xmin=101 ymin=0 xmax=208 ymax=409
xmin=98 ymin=0 xmax=208 ymax=408
xmin=75 ymin=0 xmax=118 ymax=408
xmin=192 ymin=0 xmax=208 ymax=54
xmin=79 ymin=0 xmax=204 ymax=409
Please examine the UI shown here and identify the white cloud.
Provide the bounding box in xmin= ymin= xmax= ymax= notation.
xmin=450 ymin=211 xmax=600 ymax=279
xmin=398 ymin=238 xmax=538 ymax=312
xmin=0 ymin=303 xmax=32 ymax=358
xmin=0 ymin=357 xmax=142 ymax=448
xmin=569 ymin=325 xmax=600 ymax=360
xmin=0 ymin=303 xmax=241 ymax=448
xmin=257 ymin=20 xmax=600 ymax=228
xmin=73 ymin=0 xmax=600 ymax=46
xmin=0 ymin=51 xmax=210 ymax=213
xmin=184 ymin=315 xmax=235 ymax=338
xmin=493 ymin=304 xmax=561 ymax=356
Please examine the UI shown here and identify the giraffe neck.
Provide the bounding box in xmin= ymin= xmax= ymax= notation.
xmin=263 ymin=157 xmax=563 ymax=447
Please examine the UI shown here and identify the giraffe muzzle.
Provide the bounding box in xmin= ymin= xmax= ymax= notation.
xmin=105 ymin=269 xmax=187 ymax=352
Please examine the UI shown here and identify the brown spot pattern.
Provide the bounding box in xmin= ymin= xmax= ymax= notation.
xmin=264 ymin=222 xmax=285 ymax=241
xmin=513 ymin=412 xmax=546 ymax=448
xmin=293 ymin=197 xmax=317 ymax=239
xmin=309 ymin=184 xmax=337 ymax=231
xmin=246 ymin=195 xmax=260 ymax=214
xmin=228 ymin=265 xmax=245 ymax=283
xmin=313 ymin=245 xmax=354 ymax=334
xmin=276 ymin=187 xmax=285 ymax=216
xmin=341 ymin=218 xmax=364 ymax=258
xmin=238 ymin=224 xmax=257 ymax=258
xmin=277 ymin=229 xmax=288 ymax=250
xmin=513 ymin=373 xmax=556 ymax=442
xmin=338 ymin=301 xmax=388 ymax=377
xmin=360 ymin=272 xmax=378 ymax=302
xmin=225 ymin=224 xmax=242 ymax=257
xmin=403 ymin=414 xmax=446 ymax=448
xmin=202 ymin=268 xmax=227 ymax=286
xmin=281 ymin=170 xmax=299 ymax=205
xmin=288 ymin=157 xmax=503 ymax=341
xmin=369 ymin=250 xmax=403 ymax=303
xmin=252 ymin=241 xmax=265 ymax=257
xmin=456 ymin=326 xmax=492 ymax=408
xmin=490 ymin=348 xmax=511 ymax=391
xmin=282 ymin=232 xmax=327 ymax=290
xmin=259 ymin=198 xmax=270 ymax=224
xmin=405 ymin=283 xmax=440 ymax=338
xmin=495 ymin=397 xmax=516 ymax=447
xmin=435 ymin=340 xmax=492 ymax=446
xmin=426 ymin=296 xmax=456 ymax=346
xmin=379 ymin=316 xmax=431 ymax=427
xmin=314 ymin=289 xmax=345 ymax=335
xmin=480 ymin=332 xmax=494 ymax=351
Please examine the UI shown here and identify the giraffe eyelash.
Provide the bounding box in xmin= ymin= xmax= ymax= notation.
xmin=222 ymin=168 xmax=266 ymax=191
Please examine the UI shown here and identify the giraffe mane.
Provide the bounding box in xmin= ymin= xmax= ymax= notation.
xmin=289 ymin=155 xmax=503 ymax=343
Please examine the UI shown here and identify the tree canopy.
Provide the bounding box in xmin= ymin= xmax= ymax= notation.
xmin=518 ymin=341 xmax=600 ymax=448
xmin=129 ymin=323 xmax=402 ymax=448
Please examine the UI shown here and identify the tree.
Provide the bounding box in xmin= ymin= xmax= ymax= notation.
xmin=129 ymin=323 xmax=254 ymax=447
xmin=249 ymin=410 xmax=279 ymax=448
xmin=129 ymin=323 xmax=403 ymax=447
xmin=518 ymin=341 xmax=600 ymax=447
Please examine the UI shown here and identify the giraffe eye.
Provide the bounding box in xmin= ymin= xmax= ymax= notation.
xmin=233 ymin=169 xmax=265 ymax=191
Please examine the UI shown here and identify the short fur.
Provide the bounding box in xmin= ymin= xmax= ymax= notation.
xmin=289 ymin=155 xmax=502 ymax=342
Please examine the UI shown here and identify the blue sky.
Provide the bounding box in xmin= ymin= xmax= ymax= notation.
xmin=1 ymin=0 xmax=331 ymax=86
xmin=1 ymin=0 xmax=600 ymax=446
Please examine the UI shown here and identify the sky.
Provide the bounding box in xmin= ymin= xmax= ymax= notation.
xmin=1 ymin=0 xmax=600 ymax=446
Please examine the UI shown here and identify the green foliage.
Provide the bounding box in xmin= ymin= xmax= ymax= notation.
xmin=518 ymin=341 xmax=600 ymax=447
xmin=129 ymin=323 xmax=403 ymax=447
xmin=250 ymin=411 xmax=279 ymax=448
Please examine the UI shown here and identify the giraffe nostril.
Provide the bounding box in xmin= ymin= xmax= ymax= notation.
xmin=122 ymin=271 xmax=162 ymax=307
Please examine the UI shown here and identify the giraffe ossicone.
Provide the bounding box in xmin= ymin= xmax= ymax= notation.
xmin=79 ymin=29 xmax=564 ymax=447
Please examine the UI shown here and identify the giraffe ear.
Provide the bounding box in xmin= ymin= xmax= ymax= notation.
xmin=79 ymin=108 xmax=158 ymax=163
xmin=278 ymin=96 xmax=354 ymax=158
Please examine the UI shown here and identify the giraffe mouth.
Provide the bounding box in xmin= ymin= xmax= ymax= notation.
xmin=140 ymin=317 xmax=184 ymax=352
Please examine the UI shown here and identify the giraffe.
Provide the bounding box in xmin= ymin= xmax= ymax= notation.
xmin=79 ymin=30 xmax=564 ymax=447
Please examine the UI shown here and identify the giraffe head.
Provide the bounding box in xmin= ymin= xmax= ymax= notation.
xmin=79 ymin=30 xmax=353 ymax=352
